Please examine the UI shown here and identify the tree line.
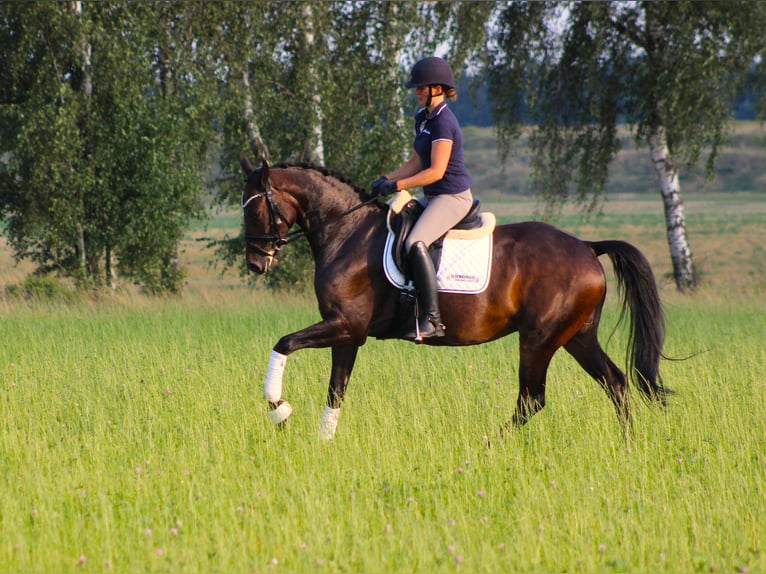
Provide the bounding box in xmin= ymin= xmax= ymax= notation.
xmin=2 ymin=1 xmax=765 ymax=293
xmin=453 ymin=76 xmax=764 ymax=128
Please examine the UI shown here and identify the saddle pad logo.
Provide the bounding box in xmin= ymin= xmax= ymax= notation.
xmin=383 ymin=232 xmax=493 ymax=294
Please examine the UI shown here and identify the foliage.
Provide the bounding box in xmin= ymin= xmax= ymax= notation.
xmin=476 ymin=1 xmax=766 ymax=214
xmin=4 ymin=276 xmax=78 ymax=302
xmin=462 ymin=124 xmax=766 ymax=199
xmin=209 ymin=1 xmax=424 ymax=207
xmin=3 ymin=1 xmax=766 ymax=293
xmin=0 ymin=2 xmax=211 ymax=292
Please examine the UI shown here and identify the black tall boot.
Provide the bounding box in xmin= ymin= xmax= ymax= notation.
xmin=403 ymin=241 xmax=445 ymax=341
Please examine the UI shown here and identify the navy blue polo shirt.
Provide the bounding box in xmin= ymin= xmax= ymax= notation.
xmin=413 ymin=102 xmax=473 ymax=196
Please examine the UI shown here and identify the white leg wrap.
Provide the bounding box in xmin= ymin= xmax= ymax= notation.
xmin=264 ymin=350 xmax=287 ymax=403
xmin=268 ymin=401 xmax=293 ymax=425
xmin=319 ymin=406 xmax=341 ymax=440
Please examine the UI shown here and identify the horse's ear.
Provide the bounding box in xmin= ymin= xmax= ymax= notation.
xmin=260 ymin=159 xmax=270 ymax=187
xmin=240 ymin=153 xmax=254 ymax=177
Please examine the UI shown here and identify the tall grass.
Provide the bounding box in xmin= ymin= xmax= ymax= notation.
xmin=0 ymin=290 xmax=763 ymax=573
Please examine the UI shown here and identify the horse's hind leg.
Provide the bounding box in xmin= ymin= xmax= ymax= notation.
xmin=564 ymin=329 xmax=632 ymax=433
xmin=320 ymin=344 xmax=359 ymax=440
xmin=511 ymin=343 xmax=556 ymax=428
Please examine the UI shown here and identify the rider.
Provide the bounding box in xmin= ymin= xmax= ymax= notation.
xmin=371 ymin=56 xmax=474 ymax=340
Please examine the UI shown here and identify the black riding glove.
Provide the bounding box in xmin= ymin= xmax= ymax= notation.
xmin=371 ymin=176 xmax=398 ymax=198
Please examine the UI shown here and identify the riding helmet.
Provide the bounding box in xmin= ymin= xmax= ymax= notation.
xmin=406 ymin=57 xmax=456 ymax=90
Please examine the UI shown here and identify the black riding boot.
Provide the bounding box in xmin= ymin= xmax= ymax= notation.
xmin=403 ymin=241 xmax=445 ymax=341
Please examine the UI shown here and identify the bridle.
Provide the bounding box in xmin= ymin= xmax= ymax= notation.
xmin=241 ymin=170 xmax=378 ymax=259
xmin=241 ymin=175 xmax=303 ymax=258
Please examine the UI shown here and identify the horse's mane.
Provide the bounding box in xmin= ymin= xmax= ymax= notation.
xmin=272 ymin=162 xmax=368 ymax=197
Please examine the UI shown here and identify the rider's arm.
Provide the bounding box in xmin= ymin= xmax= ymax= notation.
xmin=385 ymin=152 xmax=421 ymax=182
xmin=391 ymin=140 xmax=452 ymax=191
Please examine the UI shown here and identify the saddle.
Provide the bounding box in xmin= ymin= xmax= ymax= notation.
xmin=386 ymin=191 xmax=491 ymax=279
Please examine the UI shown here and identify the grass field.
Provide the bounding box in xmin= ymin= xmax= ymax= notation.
xmin=0 ymin=288 xmax=764 ymax=573
xmin=1 ymin=129 xmax=765 ymax=572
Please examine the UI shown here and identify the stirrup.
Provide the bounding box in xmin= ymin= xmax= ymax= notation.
xmin=405 ymin=314 xmax=445 ymax=342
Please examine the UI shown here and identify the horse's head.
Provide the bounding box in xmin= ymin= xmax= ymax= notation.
xmin=240 ymin=156 xmax=296 ymax=274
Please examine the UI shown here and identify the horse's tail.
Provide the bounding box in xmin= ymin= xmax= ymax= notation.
xmin=588 ymin=240 xmax=669 ymax=404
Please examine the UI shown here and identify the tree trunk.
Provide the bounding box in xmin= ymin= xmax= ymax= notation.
xmin=74 ymin=0 xmax=90 ymax=279
xmin=105 ymin=243 xmax=115 ymax=290
xmin=76 ymin=222 xmax=87 ymax=278
xmin=301 ymin=4 xmax=325 ymax=165
xmin=648 ymin=126 xmax=698 ymax=292
xmin=239 ymin=62 xmax=271 ymax=163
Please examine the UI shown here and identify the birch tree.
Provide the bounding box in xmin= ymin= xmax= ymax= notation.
xmin=478 ymin=1 xmax=766 ymax=292
xmin=0 ymin=2 xmax=94 ymax=283
xmin=298 ymin=3 xmax=325 ymax=165
xmin=0 ymin=2 xmax=211 ymax=292
xmin=202 ymin=2 xmax=274 ymax=166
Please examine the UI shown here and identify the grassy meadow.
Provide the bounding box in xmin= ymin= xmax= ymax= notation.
xmin=0 ymin=284 xmax=764 ymax=573
xmin=1 ymin=125 xmax=765 ymax=572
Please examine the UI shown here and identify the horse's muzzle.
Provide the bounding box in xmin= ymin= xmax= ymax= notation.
xmin=247 ymin=255 xmax=277 ymax=274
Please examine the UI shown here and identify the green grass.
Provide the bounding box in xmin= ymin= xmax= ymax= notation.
xmin=0 ymin=291 xmax=764 ymax=573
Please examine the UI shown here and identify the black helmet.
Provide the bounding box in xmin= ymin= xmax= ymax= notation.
xmin=405 ymin=57 xmax=456 ymax=90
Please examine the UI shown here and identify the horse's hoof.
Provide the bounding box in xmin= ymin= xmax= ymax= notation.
xmin=319 ymin=406 xmax=341 ymax=440
xmin=268 ymin=400 xmax=293 ymax=427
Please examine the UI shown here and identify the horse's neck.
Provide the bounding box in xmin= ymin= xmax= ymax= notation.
xmin=281 ymin=169 xmax=365 ymax=223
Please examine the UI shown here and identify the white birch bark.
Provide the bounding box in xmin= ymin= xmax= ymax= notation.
xmin=240 ymin=62 xmax=270 ymax=163
xmin=74 ymin=1 xmax=89 ymax=278
xmin=301 ymin=4 xmax=325 ymax=165
xmin=648 ymin=126 xmax=698 ymax=291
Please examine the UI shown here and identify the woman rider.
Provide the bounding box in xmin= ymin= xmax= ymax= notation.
xmin=371 ymin=56 xmax=474 ymax=341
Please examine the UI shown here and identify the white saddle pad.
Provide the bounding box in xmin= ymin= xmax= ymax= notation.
xmin=383 ymin=227 xmax=493 ymax=294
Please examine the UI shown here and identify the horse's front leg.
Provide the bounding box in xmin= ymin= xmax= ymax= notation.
xmin=262 ymin=314 xmax=363 ymax=437
xmin=319 ymin=344 xmax=359 ymax=440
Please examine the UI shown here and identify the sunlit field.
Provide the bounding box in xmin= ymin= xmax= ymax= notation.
xmin=1 ymin=188 xmax=765 ymax=572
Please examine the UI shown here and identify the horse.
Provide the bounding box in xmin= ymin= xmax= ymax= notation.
xmin=240 ymin=157 xmax=667 ymax=439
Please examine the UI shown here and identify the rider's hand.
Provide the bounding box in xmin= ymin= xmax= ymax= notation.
xmin=370 ymin=176 xmax=387 ymax=197
xmin=371 ymin=176 xmax=398 ymax=198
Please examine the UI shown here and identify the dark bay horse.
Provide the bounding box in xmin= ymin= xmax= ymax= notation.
xmin=241 ymin=158 xmax=667 ymax=439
